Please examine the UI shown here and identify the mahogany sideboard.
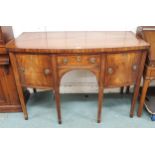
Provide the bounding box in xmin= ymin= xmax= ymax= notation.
xmin=6 ymin=31 xmax=149 ymax=124
xmin=0 ymin=26 xmax=22 ymax=112
xmin=136 ymin=26 xmax=155 ymax=116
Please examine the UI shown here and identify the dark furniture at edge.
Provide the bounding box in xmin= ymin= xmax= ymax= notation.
xmin=0 ymin=26 xmax=22 ymax=112
xmin=137 ymin=26 xmax=155 ymax=116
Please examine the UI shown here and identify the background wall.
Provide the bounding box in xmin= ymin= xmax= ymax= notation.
xmin=1 ymin=0 xmax=155 ymax=93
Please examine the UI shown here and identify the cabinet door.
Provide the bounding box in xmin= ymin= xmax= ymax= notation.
xmin=0 ymin=65 xmax=21 ymax=109
xmin=0 ymin=66 xmax=10 ymax=105
xmin=105 ymin=52 xmax=142 ymax=87
xmin=16 ymin=54 xmax=53 ymax=88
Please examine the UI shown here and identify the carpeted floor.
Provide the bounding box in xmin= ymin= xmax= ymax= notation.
xmin=0 ymin=91 xmax=154 ymax=128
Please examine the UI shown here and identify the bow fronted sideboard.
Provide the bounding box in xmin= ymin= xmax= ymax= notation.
xmin=6 ymin=31 xmax=149 ymax=124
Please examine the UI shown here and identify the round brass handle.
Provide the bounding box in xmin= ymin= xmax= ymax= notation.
xmin=108 ymin=67 xmax=113 ymax=74
xmin=44 ymin=68 xmax=51 ymax=75
xmin=132 ymin=64 xmax=137 ymax=71
xmin=76 ymin=56 xmax=81 ymax=62
xmin=63 ymin=58 xmax=68 ymax=64
xmin=89 ymin=57 xmax=96 ymax=64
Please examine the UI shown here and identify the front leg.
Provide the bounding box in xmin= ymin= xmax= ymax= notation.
xmin=138 ymin=79 xmax=150 ymax=117
xmin=130 ymin=83 xmax=141 ymax=117
xmin=54 ymin=88 xmax=62 ymax=124
xmin=9 ymin=52 xmax=28 ymax=120
xmin=130 ymin=51 xmax=147 ymax=117
xmin=97 ymin=85 xmax=104 ymax=123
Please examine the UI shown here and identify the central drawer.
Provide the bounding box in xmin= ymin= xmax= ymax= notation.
xmin=16 ymin=54 xmax=53 ymax=88
xmin=57 ymin=54 xmax=101 ymax=68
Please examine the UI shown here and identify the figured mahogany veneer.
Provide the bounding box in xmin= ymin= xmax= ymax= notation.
xmin=6 ymin=31 xmax=149 ymax=123
xmin=105 ymin=53 xmax=142 ymax=87
xmin=16 ymin=54 xmax=53 ymax=88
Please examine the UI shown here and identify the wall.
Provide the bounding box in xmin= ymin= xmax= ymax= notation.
xmin=1 ymin=0 xmax=155 ymax=93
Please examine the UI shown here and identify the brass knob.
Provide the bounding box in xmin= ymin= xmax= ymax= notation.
xmin=63 ymin=58 xmax=68 ymax=64
xmin=89 ymin=57 xmax=96 ymax=64
xmin=108 ymin=67 xmax=113 ymax=74
xmin=76 ymin=56 xmax=81 ymax=62
xmin=132 ymin=64 xmax=137 ymax=71
xmin=44 ymin=68 xmax=50 ymax=75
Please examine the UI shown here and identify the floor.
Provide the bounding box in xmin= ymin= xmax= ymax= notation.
xmin=0 ymin=91 xmax=154 ymax=128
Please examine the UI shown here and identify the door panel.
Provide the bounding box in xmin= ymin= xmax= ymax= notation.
xmin=0 ymin=67 xmax=10 ymax=105
xmin=105 ymin=52 xmax=141 ymax=87
xmin=16 ymin=54 xmax=53 ymax=88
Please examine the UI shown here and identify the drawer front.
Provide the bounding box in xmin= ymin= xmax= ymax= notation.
xmin=144 ymin=65 xmax=155 ymax=79
xmin=16 ymin=54 xmax=53 ymax=88
xmin=57 ymin=54 xmax=100 ymax=68
xmin=0 ymin=32 xmax=3 ymax=45
xmin=0 ymin=55 xmax=9 ymax=65
xmin=0 ymin=47 xmax=6 ymax=54
xmin=105 ymin=53 xmax=141 ymax=87
xmin=150 ymin=69 xmax=155 ymax=78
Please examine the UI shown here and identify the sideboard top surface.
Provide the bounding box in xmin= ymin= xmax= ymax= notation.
xmin=6 ymin=31 xmax=149 ymax=53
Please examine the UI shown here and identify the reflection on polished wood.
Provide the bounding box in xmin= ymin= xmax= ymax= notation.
xmin=6 ymin=31 xmax=149 ymax=123
xmin=7 ymin=31 xmax=149 ymax=52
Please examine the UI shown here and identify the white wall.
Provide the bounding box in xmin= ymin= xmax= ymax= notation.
xmin=1 ymin=0 xmax=155 ymax=93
